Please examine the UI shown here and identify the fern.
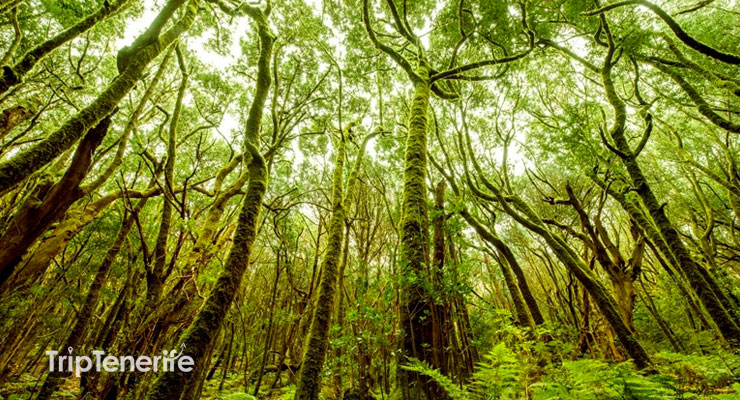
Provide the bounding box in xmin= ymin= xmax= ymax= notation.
xmin=216 ymin=393 xmax=258 ymax=400
xmin=531 ymin=359 xmax=684 ymax=400
xmin=401 ymin=358 xmax=470 ymax=400
xmin=471 ymin=342 xmax=527 ymax=399
xmin=653 ymin=351 xmax=740 ymax=390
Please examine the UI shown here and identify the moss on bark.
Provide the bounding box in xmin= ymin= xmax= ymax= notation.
xmin=460 ymin=210 xmax=536 ymax=330
xmin=0 ymin=0 xmax=132 ymax=95
xmin=147 ymin=150 xmax=268 ymax=400
xmin=294 ymin=133 xmax=347 ymax=400
xmin=295 ymin=126 xmax=376 ymax=399
xmin=601 ymin=54 xmax=740 ymax=348
xmin=0 ymin=115 xmax=112 ymax=288
xmin=396 ymin=67 xmax=450 ymax=399
xmin=29 ymin=116 xmax=118 ymax=400
xmin=146 ymin=7 xmax=273 ymax=399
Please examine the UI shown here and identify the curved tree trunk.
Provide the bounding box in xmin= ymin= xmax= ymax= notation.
xmin=0 ymin=115 xmax=111 ymax=287
xmin=0 ymin=0 xmax=132 ymax=95
xmin=146 ymin=6 xmax=274 ymax=399
xmin=601 ymin=47 xmax=740 ymax=348
xmin=31 ymin=116 xmax=121 ymax=400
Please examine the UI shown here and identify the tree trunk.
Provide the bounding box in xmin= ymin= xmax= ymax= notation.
xmin=396 ymin=69 xmax=450 ymax=400
xmin=600 ymin=43 xmax=740 ymax=347
xmin=295 ymin=127 xmax=375 ymax=400
xmin=294 ymin=133 xmax=347 ymax=400
xmin=33 ymin=117 xmax=128 ymax=400
xmin=0 ymin=0 xmax=132 ymax=95
xmin=0 ymin=115 xmax=111 ymax=287
xmin=145 ymin=44 xmax=188 ymax=313
xmin=146 ymin=8 xmax=273 ymax=399
xmin=0 ymin=105 xmax=32 ymax=140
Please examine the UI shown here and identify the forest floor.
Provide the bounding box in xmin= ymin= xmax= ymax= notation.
xmin=1 ymin=350 xmax=739 ymax=399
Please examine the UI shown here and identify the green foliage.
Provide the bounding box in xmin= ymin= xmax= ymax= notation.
xmin=652 ymin=352 xmax=740 ymax=392
xmin=401 ymin=358 xmax=469 ymax=400
xmin=216 ymin=393 xmax=258 ymax=400
xmin=2 ymin=0 xmax=740 ymax=399
xmin=531 ymin=359 xmax=677 ymax=400
xmin=399 ymin=342 xmax=740 ymax=400
xmin=470 ymin=343 xmax=527 ymax=399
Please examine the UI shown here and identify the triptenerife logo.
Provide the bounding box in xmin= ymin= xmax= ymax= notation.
xmin=46 ymin=346 xmax=194 ymax=377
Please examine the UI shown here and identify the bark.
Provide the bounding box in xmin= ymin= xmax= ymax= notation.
xmin=147 ymin=148 xmax=267 ymax=400
xmin=601 ymin=44 xmax=740 ymax=347
xmin=456 ymin=127 xmax=652 ymax=369
xmin=647 ymin=60 xmax=740 ymax=133
xmin=462 ymin=209 xmax=543 ymax=327
xmin=638 ymin=283 xmax=685 ymax=353
xmin=559 ymin=184 xmax=641 ymax=331
xmin=594 ymin=175 xmax=723 ymax=338
xmin=585 ymin=0 xmax=740 ymax=65
xmin=146 ymin=6 xmax=273 ymax=399
xmin=129 ymin=160 xmax=247 ymax=345
xmin=0 ymin=0 xmax=132 ymax=95
xmin=395 ymin=68 xmax=450 ymax=399
xmin=462 ymin=210 xmax=535 ymax=330
xmin=431 ymin=180 xmax=452 ymax=375
xmin=0 ymin=115 xmax=111 ymax=287
xmin=0 ymin=105 xmax=32 ymax=140
xmin=0 ymin=6 xmax=21 ymax=68
xmin=253 ymin=246 xmax=281 ymax=395
xmin=85 ymin=44 xmax=175 ymax=193
xmin=145 ymin=44 xmax=188 ymax=312
xmin=31 ymin=117 xmax=129 ymax=400
xmin=332 ymin=221 xmax=351 ymax=395
xmin=295 ymin=128 xmax=375 ymax=400
xmin=80 ymin=268 xmax=135 ymax=395
xmin=294 ymin=134 xmax=346 ymax=400
xmin=0 ymin=186 xmax=166 ymax=298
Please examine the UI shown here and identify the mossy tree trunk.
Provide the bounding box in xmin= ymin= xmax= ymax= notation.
xmin=439 ymin=114 xmax=653 ymax=369
xmin=294 ymin=133 xmax=346 ymax=400
xmin=0 ymin=48 xmax=174 ymax=296
xmin=509 ymin=199 xmax=652 ymax=368
xmin=361 ymin=0 xmax=534 ymax=392
xmin=395 ymin=70 xmax=451 ymax=399
xmin=295 ymin=127 xmax=375 ymax=400
xmin=130 ymin=155 xmax=248 ymax=345
xmin=0 ymin=115 xmax=112 ymax=287
xmin=460 ymin=209 xmax=536 ymax=331
xmin=0 ymin=105 xmax=33 ymax=140
xmin=431 ymin=180 xmax=452 ymax=374
xmin=556 ymin=183 xmax=643 ymax=331
xmin=0 ymin=0 xmax=132 ymax=95
xmin=145 ymin=44 xmax=188 ymax=313
xmin=609 ymin=122 xmax=740 ymax=348
xmin=31 ymin=115 xmax=121 ymax=400
xmin=588 ymin=173 xmax=717 ymax=334
xmin=596 ymin=19 xmax=740 ymax=347
xmin=146 ymin=5 xmax=274 ymax=399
